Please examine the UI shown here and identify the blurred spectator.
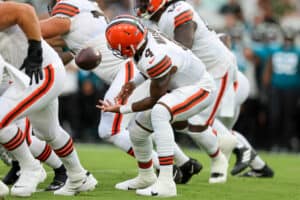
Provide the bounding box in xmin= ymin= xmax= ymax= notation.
xmin=263 ymin=29 xmax=300 ymax=151
xmin=77 ymin=71 xmax=108 ymax=142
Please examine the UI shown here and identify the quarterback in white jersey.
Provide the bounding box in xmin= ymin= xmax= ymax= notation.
xmin=42 ymin=0 xmax=205 ymax=184
xmin=101 ymin=16 xmax=228 ymax=197
xmin=0 ymin=1 xmax=96 ymax=196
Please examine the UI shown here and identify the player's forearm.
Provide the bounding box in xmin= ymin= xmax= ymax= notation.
xmin=120 ymin=97 xmax=158 ymax=114
xmin=0 ymin=2 xmax=41 ymax=41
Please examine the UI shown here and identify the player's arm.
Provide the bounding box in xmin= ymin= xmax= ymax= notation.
xmin=98 ymin=68 xmax=176 ymax=113
xmin=0 ymin=2 xmax=41 ymax=41
xmin=40 ymin=17 xmax=71 ymax=39
xmin=174 ymin=21 xmax=197 ymax=49
xmin=0 ymin=2 xmax=43 ymax=84
xmin=173 ymin=8 xmax=197 ymax=49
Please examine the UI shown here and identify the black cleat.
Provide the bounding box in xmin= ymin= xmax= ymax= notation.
xmin=240 ymin=165 xmax=274 ymax=178
xmin=178 ymin=158 xmax=203 ymax=184
xmin=231 ymin=147 xmax=256 ymax=176
xmin=45 ymin=165 xmax=67 ymax=191
xmin=2 ymin=161 xmax=20 ymax=185
xmin=173 ymin=165 xmax=183 ymax=184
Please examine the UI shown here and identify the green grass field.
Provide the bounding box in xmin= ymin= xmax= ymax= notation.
xmin=1 ymin=144 xmax=300 ymax=200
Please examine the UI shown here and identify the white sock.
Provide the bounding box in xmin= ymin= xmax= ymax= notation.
xmin=48 ymin=128 xmax=84 ymax=175
xmin=29 ymin=135 xmax=62 ymax=169
xmin=0 ymin=125 xmax=38 ymax=169
xmin=174 ymin=143 xmax=189 ymax=167
xmin=188 ymin=126 xmax=219 ymax=157
xmin=107 ymin=129 xmax=160 ymax=169
xmin=151 ymin=105 xmax=174 ymax=181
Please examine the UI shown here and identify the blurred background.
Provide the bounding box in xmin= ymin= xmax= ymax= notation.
xmin=17 ymin=0 xmax=300 ymax=152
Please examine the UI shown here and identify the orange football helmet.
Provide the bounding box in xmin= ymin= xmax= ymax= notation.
xmin=135 ymin=0 xmax=168 ymax=18
xmin=105 ymin=15 xmax=147 ymax=58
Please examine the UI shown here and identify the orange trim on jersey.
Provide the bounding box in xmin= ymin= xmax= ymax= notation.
xmin=2 ymin=129 xmax=25 ymax=151
xmin=0 ymin=66 xmax=55 ymax=129
xmin=51 ymin=3 xmax=79 ymax=17
xmin=174 ymin=10 xmax=193 ymax=28
xmin=147 ymin=56 xmax=172 ymax=78
xmin=171 ymin=89 xmax=209 ymax=116
xmin=54 ymin=138 xmax=74 ymax=157
xmin=138 ymin=160 xmax=153 ymax=169
xmin=159 ymin=156 xmax=174 ymax=165
xmin=25 ymin=118 xmax=32 ymax=145
xmin=111 ymin=61 xmax=134 ymax=135
xmin=233 ymin=81 xmax=239 ymax=92
xmin=37 ymin=144 xmax=52 ymax=162
xmin=205 ymin=72 xmax=229 ymax=126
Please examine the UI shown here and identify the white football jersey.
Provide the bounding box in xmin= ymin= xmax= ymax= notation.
xmin=157 ymin=1 xmax=233 ymax=78
xmin=136 ymin=29 xmax=215 ymax=91
xmin=0 ymin=26 xmax=61 ymax=69
xmin=51 ymin=0 xmax=124 ymax=84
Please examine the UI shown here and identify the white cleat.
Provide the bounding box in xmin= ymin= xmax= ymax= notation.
xmin=209 ymin=152 xmax=228 ymax=184
xmin=54 ymin=172 xmax=98 ymax=196
xmin=136 ymin=179 xmax=177 ymax=197
xmin=115 ymin=174 xmax=157 ymax=191
xmin=0 ymin=181 xmax=9 ymax=197
xmin=11 ymin=165 xmax=46 ymax=197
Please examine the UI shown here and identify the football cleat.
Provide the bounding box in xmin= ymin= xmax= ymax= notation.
xmin=2 ymin=161 xmax=20 ymax=185
xmin=10 ymin=165 xmax=46 ymax=197
xmin=241 ymin=165 xmax=274 ymax=178
xmin=136 ymin=179 xmax=177 ymax=197
xmin=209 ymin=152 xmax=228 ymax=184
xmin=157 ymin=165 xmax=183 ymax=184
xmin=54 ymin=172 xmax=97 ymax=196
xmin=115 ymin=173 xmax=157 ymax=191
xmin=231 ymin=147 xmax=256 ymax=176
xmin=178 ymin=158 xmax=203 ymax=184
xmin=45 ymin=165 xmax=67 ymax=191
xmin=0 ymin=181 xmax=9 ymax=197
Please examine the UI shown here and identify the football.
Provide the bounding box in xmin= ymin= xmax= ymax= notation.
xmin=75 ymin=47 xmax=102 ymax=70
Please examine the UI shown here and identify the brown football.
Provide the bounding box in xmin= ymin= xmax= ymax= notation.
xmin=75 ymin=47 xmax=102 ymax=70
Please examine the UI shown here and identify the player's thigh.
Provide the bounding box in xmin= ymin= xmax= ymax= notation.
xmin=0 ymin=65 xmax=65 ymax=129
xmin=27 ymin=99 xmax=61 ymax=142
xmin=158 ymin=85 xmax=215 ymax=123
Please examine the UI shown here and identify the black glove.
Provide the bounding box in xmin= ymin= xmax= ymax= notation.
xmin=20 ymin=40 xmax=43 ymax=85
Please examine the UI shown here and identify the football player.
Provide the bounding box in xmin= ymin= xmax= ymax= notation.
xmin=41 ymin=0 xmax=203 ymax=184
xmin=134 ymin=0 xmax=239 ymax=181
xmin=0 ymin=1 xmax=97 ymax=196
xmin=100 ymin=15 xmax=229 ymax=197
xmin=218 ymin=33 xmax=274 ymax=177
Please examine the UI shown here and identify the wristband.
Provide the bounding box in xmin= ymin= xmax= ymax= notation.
xmin=120 ymin=104 xmax=133 ymax=114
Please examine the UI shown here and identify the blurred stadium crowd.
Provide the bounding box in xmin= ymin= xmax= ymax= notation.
xmin=18 ymin=0 xmax=300 ymax=151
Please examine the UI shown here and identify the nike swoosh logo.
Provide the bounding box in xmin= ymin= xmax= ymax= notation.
xmin=151 ymin=191 xmax=158 ymax=196
xmin=149 ymin=57 xmax=155 ymax=64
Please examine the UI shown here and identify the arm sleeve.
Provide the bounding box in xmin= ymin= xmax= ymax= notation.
xmin=146 ymin=55 xmax=172 ymax=79
xmin=51 ymin=2 xmax=80 ymax=18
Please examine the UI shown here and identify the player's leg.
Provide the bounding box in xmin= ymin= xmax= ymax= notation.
xmin=98 ymin=62 xmax=159 ymax=168
xmin=137 ymin=84 xmax=215 ymax=197
xmin=115 ymin=111 xmax=157 ymax=191
xmin=29 ymin=98 xmax=97 ymax=196
xmin=0 ymin=123 xmax=46 ymax=197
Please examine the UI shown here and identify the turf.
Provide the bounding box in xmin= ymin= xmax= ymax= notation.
xmin=1 ymin=144 xmax=300 ymax=200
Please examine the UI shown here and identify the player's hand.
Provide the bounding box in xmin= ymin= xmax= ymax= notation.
xmin=96 ymin=99 xmax=121 ymax=113
xmin=115 ymin=82 xmax=136 ymax=103
xmin=20 ymin=40 xmax=43 ymax=85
